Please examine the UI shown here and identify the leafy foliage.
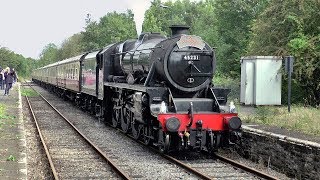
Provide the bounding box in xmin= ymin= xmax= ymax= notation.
xmin=37 ymin=43 xmax=59 ymax=67
xmin=143 ymin=0 xmax=267 ymax=76
xmin=36 ymin=10 xmax=137 ymax=67
xmin=143 ymin=0 xmax=211 ymax=36
xmin=240 ymin=105 xmax=320 ymax=135
xmin=214 ymin=0 xmax=268 ymax=76
xmin=58 ymin=33 xmax=84 ymax=60
xmin=81 ymin=10 xmax=137 ymax=51
xmin=0 ymin=47 xmax=36 ymax=77
xmin=248 ymin=0 xmax=320 ymax=106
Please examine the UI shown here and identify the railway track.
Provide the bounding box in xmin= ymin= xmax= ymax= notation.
xmin=126 ymin=132 xmax=278 ymax=180
xmin=24 ymin=83 xmax=200 ymax=179
xmin=167 ymin=152 xmax=278 ymax=180
xmin=24 ymin=82 xmax=279 ymax=179
xmin=26 ymin=89 xmax=129 ymax=179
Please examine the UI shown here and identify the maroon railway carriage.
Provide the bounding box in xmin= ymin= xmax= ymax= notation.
xmin=32 ymin=25 xmax=241 ymax=153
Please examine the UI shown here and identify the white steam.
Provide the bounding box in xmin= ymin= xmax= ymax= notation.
xmin=130 ymin=0 xmax=198 ymax=36
xmin=129 ymin=0 xmax=152 ymax=36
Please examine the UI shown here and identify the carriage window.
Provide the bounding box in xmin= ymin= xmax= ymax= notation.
xmin=72 ymin=67 xmax=74 ymax=79
xmin=73 ymin=64 xmax=76 ymax=79
xmin=72 ymin=65 xmax=74 ymax=79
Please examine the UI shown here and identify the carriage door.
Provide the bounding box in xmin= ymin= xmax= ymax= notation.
xmin=245 ymin=62 xmax=255 ymax=105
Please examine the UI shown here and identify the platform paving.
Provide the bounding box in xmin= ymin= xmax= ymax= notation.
xmin=0 ymin=83 xmax=27 ymax=179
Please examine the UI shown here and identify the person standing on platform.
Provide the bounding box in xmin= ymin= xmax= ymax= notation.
xmin=4 ymin=67 xmax=16 ymax=96
xmin=0 ymin=68 xmax=4 ymax=90
xmin=12 ymin=68 xmax=17 ymax=84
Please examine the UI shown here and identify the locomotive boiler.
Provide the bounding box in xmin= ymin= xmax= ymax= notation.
xmin=32 ymin=25 xmax=242 ymax=153
xmin=110 ymin=25 xmax=215 ymax=94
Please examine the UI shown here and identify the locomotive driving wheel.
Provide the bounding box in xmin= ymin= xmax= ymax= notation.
xmin=121 ymin=106 xmax=131 ymax=133
xmin=158 ymin=132 xmax=170 ymax=153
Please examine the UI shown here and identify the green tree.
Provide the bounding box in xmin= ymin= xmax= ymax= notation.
xmin=214 ymin=0 xmax=268 ymax=76
xmin=82 ymin=10 xmax=137 ymax=51
xmin=143 ymin=0 xmax=266 ymax=75
xmin=191 ymin=0 xmax=218 ymax=53
xmin=143 ymin=0 xmax=199 ymax=36
xmin=143 ymin=0 xmax=171 ymax=35
xmin=0 ymin=47 xmax=20 ymax=69
xmin=248 ymin=0 xmax=320 ymax=106
xmin=0 ymin=47 xmax=36 ymax=77
xmin=143 ymin=9 xmax=164 ymax=34
xmin=58 ymin=33 xmax=84 ymax=60
xmin=37 ymin=43 xmax=59 ymax=67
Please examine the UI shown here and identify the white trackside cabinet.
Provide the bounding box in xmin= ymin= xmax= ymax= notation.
xmin=240 ymin=56 xmax=282 ymax=105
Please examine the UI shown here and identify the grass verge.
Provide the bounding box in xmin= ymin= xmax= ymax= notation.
xmin=21 ymin=87 xmax=38 ymax=97
xmin=0 ymin=103 xmax=16 ymax=129
xmin=240 ymin=105 xmax=320 ymax=136
xmin=0 ymin=104 xmax=5 ymax=128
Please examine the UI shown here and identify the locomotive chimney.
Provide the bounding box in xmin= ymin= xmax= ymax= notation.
xmin=170 ymin=25 xmax=190 ymax=36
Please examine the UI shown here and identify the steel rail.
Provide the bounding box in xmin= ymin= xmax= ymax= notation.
xmin=161 ymin=153 xmax=212 ymax=180
xmin=214 ymin=154 xmax=278 ymax=180
xmin=127 ymin=129 xmax=279 ymax=180
xmin=26 ymin=96 xmax=60 ymax=180
xmin=124 ymin=134 xmax=212 ymax=180
xmin=26 ymin=83 xmax=131 ymax=180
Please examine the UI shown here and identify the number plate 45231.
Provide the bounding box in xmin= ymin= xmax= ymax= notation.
xmin=182 ymin=55 xmax=200 ymax=61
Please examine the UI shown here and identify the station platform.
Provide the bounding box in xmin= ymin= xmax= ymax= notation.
xmin=0 ymin=83 xmax=27 ymax=179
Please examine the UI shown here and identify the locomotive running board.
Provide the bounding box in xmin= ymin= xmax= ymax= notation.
xmin=104 ymin=82 xmax=148 ymax=92
xmin=104 ymin=82 xmax=167 ymax=93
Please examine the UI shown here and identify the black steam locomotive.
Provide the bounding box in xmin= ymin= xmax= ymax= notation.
xmin=32 ymin=25 xmax=241 ymax=153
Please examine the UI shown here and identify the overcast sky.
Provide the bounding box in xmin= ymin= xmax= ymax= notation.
xmin=0 ymin=0 xmax=156 ymax=59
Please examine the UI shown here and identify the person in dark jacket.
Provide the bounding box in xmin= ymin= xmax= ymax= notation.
xmin=4 ymin=67 xmax=16 ymax=96
xmin=0 ymin=68 xmax=4 ymax=90
xmin=12 ymin=68 xmax=17 ymax=83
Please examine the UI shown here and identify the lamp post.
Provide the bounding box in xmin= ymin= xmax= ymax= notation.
xmin=160 ymin=4 xmax=169 ymax=9
xmin=159 ymin=3 xmax=173 ymax=27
